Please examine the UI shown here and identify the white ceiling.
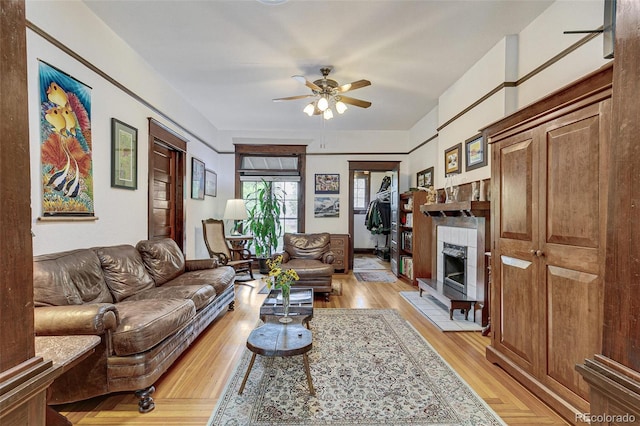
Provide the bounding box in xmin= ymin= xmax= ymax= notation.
xmin=84 ymin=0 xmax=554 ymax=132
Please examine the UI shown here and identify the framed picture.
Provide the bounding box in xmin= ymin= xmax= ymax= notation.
xmin=315 ymin=173 xmax=340 ymax=194
xmin=444 ymin=143 xmax=462 ymax=176
xmin=416 ymin=167 xmax=434 ymax=188
xmin=465 ymin=134 xmax=487 ymax=171
xmin=191 ymin=157 xmax=205 ymax=200
xmin=314 ymin=196 xmax=340 ymax=217
xmin=205 ymin=169 xmax=217 ymax=197
xmin=111 ymin=118 xmax=138 ymax=190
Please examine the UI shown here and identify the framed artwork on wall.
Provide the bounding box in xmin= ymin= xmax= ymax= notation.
xmin=111 ymin=118 xmax=138 ymax=190
xmin=191 ymin=157 xmax=205 ymax=200
xmin=314 ymin=196 xmax=340 ymax=217
xmin=444 ymin=143 xmax=462 ymax=176
xmin=416 ymin=167 xmax=434 ymax=188
xmin=205 ymin=169 xmax=217 ymax=197
xmin=315 ymin=173 xmax=340 ymax=194
xmin=465 ymin=134 xmax=487 ymax=171
xmin=38 ymin=60 xmax=95 ymax=217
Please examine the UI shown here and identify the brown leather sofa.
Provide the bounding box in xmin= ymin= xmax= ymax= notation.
xmin=275 ymin=233 xmax=335 ymax=301
xmin=32 ymin=238 xmax=236 ymax=413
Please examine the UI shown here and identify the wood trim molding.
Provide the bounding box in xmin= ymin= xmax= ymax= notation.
xmin=576 ymin=356 xmax=640 ymax=424
xmin=438 ymin=30 xmax=606 ymax=133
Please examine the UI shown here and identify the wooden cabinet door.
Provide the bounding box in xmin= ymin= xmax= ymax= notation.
xmin=492 ymin=128 xmax=541 ymax=374
xmin=538 ymin=101 xmax=608 ymax=408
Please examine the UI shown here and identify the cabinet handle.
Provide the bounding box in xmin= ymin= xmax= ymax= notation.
xmin=529 ymin=249 xmax=536 ymax=255
xmin=535 ymin=250 xmax=544 ymax=257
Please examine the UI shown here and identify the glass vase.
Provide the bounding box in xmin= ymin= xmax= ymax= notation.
xmin=279 ymin=286 xmax=292 ymax=323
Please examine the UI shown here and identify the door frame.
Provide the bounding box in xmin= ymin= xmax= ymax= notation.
xmin=147 ymin=118 xmax=187 ymax=250
xmin=348 ymin=161 xmax=400 ymax=270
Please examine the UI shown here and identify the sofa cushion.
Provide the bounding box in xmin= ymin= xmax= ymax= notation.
xmin=136 ymin=238 xmax=186 ymax=286
xmin=111 ymin=298 xmax=196 ymax=356
xmin=124 ymin=284 xmax=216 ymax=311
xmin=95 ymin=245 xmax=155 ymax=302
xmin=284 ymin=233 xmax=331 ymax=260
xmin=33 ymin=249 xmax=113 ymax=307
xmin=163 ymin=266 xmax=236 ymax=298
xmin=282 ymin=258 xmax=334 ymax=278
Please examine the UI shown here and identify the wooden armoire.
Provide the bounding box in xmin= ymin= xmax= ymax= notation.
xmin=482 ymin=63 xmax=613 ymax=423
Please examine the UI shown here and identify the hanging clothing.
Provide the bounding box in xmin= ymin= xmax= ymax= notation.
xmin=365 ymin=199 xmax=391 ymax=235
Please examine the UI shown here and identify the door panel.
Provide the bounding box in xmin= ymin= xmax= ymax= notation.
xmin=493 ymin=130 xmax=539 ymax=373
xmin=499 ymin=255 xmax=537 ymax=370
xmin=545 ymin=109 xmax=600 ymax=248
xmin=500 ymin=137 xmax=534 ymax=242
xmin=546 ymin=265 xmax=601 ymax=402
xmin=539 ymin=102 xmax=607 ymax=407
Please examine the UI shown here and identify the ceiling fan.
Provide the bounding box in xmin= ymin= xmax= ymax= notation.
xmin=273 ymin=67 xmax=371 ymax=120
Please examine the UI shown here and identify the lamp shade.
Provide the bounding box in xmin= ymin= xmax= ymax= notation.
xmin=223 ymin=199 xmax=248 ymax=220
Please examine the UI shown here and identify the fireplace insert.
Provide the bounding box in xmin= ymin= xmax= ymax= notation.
xmin=443 ymin=242 xmax=467 ymax=296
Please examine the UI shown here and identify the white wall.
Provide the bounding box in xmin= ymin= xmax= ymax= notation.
xmin=406 ymin=0 xmax=609 ymax=193
xmin=26 ymin=0 xmax=222 ymax=257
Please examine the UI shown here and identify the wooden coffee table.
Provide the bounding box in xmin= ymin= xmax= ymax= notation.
xmin=238 ymin=319 xmax=315 ymax=395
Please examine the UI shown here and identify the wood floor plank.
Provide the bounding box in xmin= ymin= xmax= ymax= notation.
xmin=57 ymin=266 xmax=569 ymax=425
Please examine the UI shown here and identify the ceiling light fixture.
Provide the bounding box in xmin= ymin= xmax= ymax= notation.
xmin=275 ymin=67 xmax=372 ymax=121
xmin=335 ymin=100 xmax=348 ymax=114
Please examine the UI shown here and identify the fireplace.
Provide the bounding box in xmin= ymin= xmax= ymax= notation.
xmin=420 ymin=200 xmax=491 ymax=326
xmin=443 ymin=242 xmax=467 ymax=296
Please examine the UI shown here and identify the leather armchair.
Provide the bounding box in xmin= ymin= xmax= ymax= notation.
xmin=275 ymin=233 xmax=335 ymax=301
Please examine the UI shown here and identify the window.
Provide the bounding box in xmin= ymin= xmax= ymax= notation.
xmin=235 ymin=145 xmax=306 ymax=253
xmin=241 ymin=179 xmax=299 ymax=252
xmin=353 ymin=171 xmax=370 ymax=214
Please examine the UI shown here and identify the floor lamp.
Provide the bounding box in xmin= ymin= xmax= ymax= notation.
xmin=223 ymin=199 xmax=248 ymax=236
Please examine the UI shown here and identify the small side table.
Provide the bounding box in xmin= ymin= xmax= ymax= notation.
xmin=238 ymin=320 xmax=314 ymax=396
xmin=35 ymin=335 xmax=101 ymax=426
xmin=225 ymin=235 xmax=253 ymax=260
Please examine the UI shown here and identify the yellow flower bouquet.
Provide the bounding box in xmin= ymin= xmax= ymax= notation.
xmin=265 ymin=255 xmax=299 ymax=322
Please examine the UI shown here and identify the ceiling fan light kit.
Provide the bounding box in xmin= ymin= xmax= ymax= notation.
xmin=274 ymin=67 xmax=371 ymax=120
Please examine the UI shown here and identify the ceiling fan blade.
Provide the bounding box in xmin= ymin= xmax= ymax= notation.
xmin=292 ymin=75 xmax=322 ymax=92
xmin=273 ymin=94 xmax=315 ymax=102
xmin=337 ymin=79 xmax=371 ymax=93
xmin=339 ymin=96 xmax=372 ymax=108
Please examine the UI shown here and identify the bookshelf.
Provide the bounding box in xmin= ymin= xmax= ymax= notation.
xmin=397 ymin=191 xmax=431 ymax=285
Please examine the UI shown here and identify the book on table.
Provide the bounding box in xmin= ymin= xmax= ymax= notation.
xmin=264 ymin=288 xmax=313 ymax=305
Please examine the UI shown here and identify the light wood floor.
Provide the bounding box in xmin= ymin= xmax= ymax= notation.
xmin=58 ymin=268 xmax=569 ymax=425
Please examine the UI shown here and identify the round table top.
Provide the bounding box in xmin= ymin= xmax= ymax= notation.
xmin=246 ymin=321 xmax=312 ymax=357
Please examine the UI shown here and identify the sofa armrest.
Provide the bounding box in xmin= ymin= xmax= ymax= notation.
xmin=34 ymin=304 xmax=119 ymax=336
xmin=185 ymin=258 xmax=218 ymax=271
xmin=322 ymin=250 xmax=336 ymax=264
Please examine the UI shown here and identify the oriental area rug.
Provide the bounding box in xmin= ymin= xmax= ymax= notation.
xmin=353 ymin=271 xmax=397 ymax=283
xmin=208 ymin=308 xmax=505 ymax=426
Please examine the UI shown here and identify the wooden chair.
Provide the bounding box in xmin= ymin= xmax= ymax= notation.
xmin=202 ymin=218 xmax=254 ymax=281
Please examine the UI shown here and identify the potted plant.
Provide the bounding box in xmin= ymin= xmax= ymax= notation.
xmin=245 ymin=179 xmax=286 ymax=273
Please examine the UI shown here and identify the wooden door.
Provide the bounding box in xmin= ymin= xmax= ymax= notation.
xmin=147 ymin=119 xmax=186 ymax=251
xmin=539 ymin=101 xmax=608 ymax=408
xmin=151 ymin=143 xmax=177 ymax=240
xmin=491 ymin=128 xmax=540 ymax=375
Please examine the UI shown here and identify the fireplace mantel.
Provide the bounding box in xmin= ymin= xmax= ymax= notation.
xmin=420 ymin=201 xmax=490 ymax=217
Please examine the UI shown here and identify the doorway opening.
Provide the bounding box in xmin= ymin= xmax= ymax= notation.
xmin=348 ymin=161 xmax=399 ymax=272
